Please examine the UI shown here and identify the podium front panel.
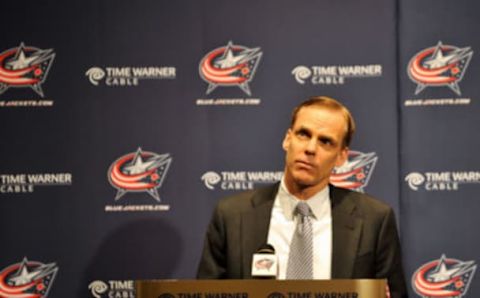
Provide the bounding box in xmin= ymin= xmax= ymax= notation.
xmin=136 ymin=279 xmax=387 ymax=298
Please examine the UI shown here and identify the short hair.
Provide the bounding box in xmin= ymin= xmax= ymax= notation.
xmin=290 ymin=96 xmax=356 ymax=147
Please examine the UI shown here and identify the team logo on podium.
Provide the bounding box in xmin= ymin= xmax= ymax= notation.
xmin=412 ymin=254 xmax=476 ymax=297
xmin=330 ymin=150 xmax=378 ymax=192
xmin=407 ymin=41 xmax=473 ymax=96
xmin=0 ymin=43 xmax=55 ymax=97
xmin=0 ymin=257 xmax=58 ymax=298
xmin=199 ymin=41 xmax=262 ymax=96
xmin=108 ymin=148 xmax=172 ymax=201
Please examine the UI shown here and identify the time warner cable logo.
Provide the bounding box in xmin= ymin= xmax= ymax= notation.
xmin=405 ymin=171 xmax=480 ymax=191
xmin=86 ymin=65 xmax=176 ymax=86
xmin=201 ymin=171 xmax=283 ymax=191
xmin=89 ymin=280 xmax=135 ymax=298
xmin=291 ymin=64 xmax=382 ymax=85
xmin=0 ymin=173 xmax=72 ymax=194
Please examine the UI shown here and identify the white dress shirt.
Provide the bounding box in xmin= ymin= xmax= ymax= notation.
xmin=267 ymin=179 xmax=332 ymax=279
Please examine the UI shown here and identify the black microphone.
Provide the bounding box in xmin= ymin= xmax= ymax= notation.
xmin=251 ymin=244 xmax=278 ymax=279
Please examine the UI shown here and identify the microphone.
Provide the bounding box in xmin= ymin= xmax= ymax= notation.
xmin=251 ymin=244 xmax=278 ymax=279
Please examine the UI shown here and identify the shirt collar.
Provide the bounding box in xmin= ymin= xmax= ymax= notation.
xmin=278 ymin=178 xmax=330 ymax=221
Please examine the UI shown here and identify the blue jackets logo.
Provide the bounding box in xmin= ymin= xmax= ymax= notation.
xmin=199 ymin=41 xmax=262 ymax=96
xmin=0 ymin=257 xmax=58 ymax=298
xmin=0 ymin=43 xmax=55 ymax=97
xmin=407 ymin=41 xmax=473 ymax=96
xmin=330 ymin=150 xmax=378 ymax=192
xmin=412 ymin=255 xmax=476 ymax=297
xmin=108 ymin=147 xmax=172 ymax=202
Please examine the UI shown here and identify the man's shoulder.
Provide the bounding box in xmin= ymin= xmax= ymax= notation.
xmin=216 ymin=183 xmax=279 ymax=212
xmin=217 ymin=189 xmax=256 ymax=208
xmin=331 ymin=185 xmax=393 ymax=216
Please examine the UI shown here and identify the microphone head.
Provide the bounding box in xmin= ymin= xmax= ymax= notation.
xmin=257 ymin=244 xmax=275 ymax=254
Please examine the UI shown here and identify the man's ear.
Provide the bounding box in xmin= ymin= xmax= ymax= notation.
xmin=335 ymin=147 xmax=349 ymax=167
xmin=282 ymin=129 xmax=292 ymax=151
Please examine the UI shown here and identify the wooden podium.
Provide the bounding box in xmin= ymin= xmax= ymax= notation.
xmin=136 ymin=279 xmax=387 ymax=298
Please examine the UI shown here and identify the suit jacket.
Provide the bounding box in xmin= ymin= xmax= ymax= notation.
xmin=197 ymin=183 xmax=408 ymax=298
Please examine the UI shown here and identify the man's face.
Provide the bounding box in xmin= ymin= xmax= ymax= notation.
xmin=282 ymin=105 xmax=348 ymax=193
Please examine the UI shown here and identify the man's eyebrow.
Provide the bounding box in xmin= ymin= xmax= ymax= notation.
xmin=294 ymin=126 xmax=312 ymax=135
xmin=296 ymin=125 xmax=310 ymax=131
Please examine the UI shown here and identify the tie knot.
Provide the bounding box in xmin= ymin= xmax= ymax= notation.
xmin=295 ymin=202 xmax=311 ymax=217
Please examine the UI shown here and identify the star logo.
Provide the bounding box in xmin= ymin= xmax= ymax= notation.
xmin=330 ymin=150 xmax=378 ymax=192
xmin=412 ymin=254 xmax=477 ymax=297
xmin=0 ymin=43 xmax=55 ymax=97
xmin=407 ymin=41 xmax=473 ymax=95
xmin=199 ymin=41 xmax=262 ymax=96
xmin=0 ymin=257 xmax=58 ymax=298
xmin=108 ymin=148 xmax=172 ymax=201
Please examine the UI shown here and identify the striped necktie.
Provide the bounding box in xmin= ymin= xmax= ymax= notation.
xmin=286 ymin=201 xmax=314 ymax=279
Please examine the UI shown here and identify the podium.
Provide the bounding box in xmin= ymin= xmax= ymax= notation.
xmin=135 ymin=279 xmax=387 ymax=298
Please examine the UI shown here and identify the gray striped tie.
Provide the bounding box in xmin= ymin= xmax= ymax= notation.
xmin=286 ymin=202 xmax=313 ymax=279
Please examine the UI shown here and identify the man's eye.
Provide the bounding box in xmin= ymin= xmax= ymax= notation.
xmin=296 ymin=130 xmax=309 ymax=139
xmin=320 ymin=137 xmax=333 ymax=145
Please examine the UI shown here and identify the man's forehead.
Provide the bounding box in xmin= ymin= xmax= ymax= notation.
xmin=294 ymin=106 xmax=345 ymax=126
xmin=292 ymin=106 xmax=348 ymax=140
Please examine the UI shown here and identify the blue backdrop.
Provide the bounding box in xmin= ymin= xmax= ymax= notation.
xmin=1 ymin=1 xmax=479 ymax=297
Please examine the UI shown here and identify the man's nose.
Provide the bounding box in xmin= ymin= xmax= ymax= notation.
xmin=305 ymin=138 xmax=316 ymax=154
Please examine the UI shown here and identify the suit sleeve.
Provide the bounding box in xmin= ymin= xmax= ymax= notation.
xmin=375 ymin=208 xmax=408 ymax=298
xmin=196 ymin=203 xmax=227 ymax=279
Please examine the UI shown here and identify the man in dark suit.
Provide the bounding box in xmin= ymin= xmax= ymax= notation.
xmin=197 ymin=96 xmax=408 ymax=298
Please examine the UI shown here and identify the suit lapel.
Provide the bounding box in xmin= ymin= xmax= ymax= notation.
xmin=330 ymin=186 xmax=363 ymax=278
xmin=240 ymin=184 xmax=278 ymax=278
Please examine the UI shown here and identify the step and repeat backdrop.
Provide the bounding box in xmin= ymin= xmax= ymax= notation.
xmin=1 ymin=0 xmax=479 ymax=297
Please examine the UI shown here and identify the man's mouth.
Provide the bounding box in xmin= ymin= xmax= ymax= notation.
xmin=295 ymin=160 xmax=315 ymax=169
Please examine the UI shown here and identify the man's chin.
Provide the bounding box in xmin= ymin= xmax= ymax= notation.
xmin=292 ymin=177 xmax=317 ymax=188
xmin=291 ymin=173 xmax=328 ymax=188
